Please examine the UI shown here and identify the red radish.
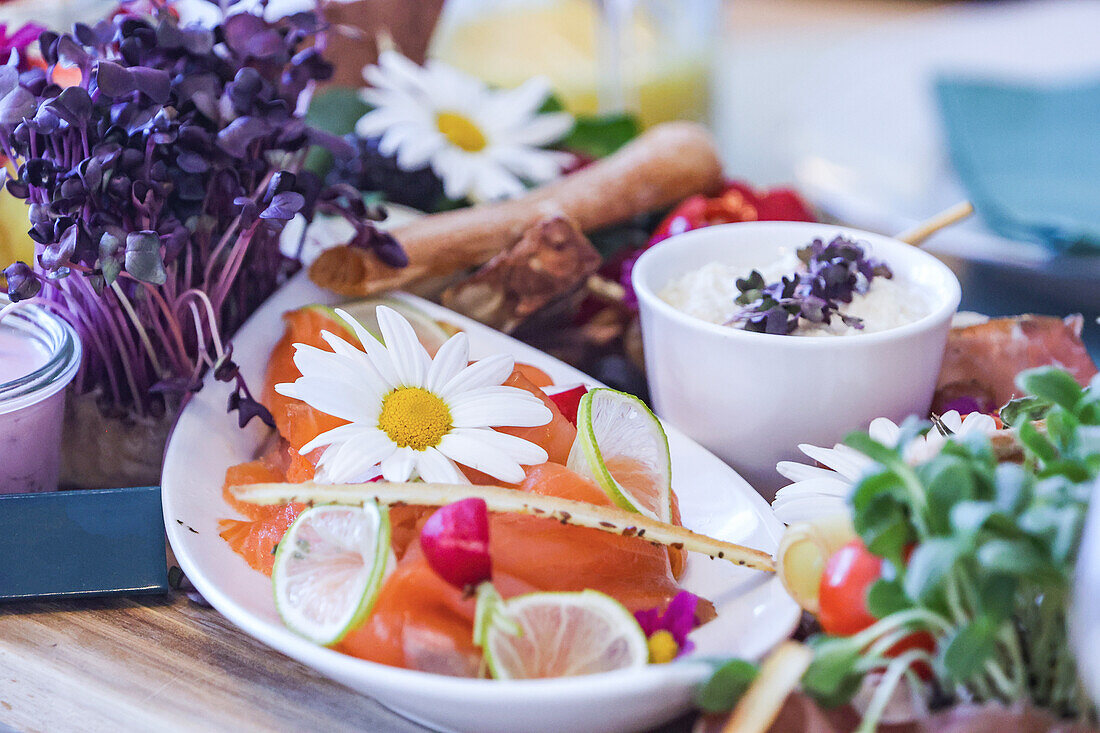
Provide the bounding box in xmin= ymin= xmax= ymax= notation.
xmin=419 ymin=498 xmax=492 ymax=590
xmin=547 ymin=385 xmax=588 ymax=426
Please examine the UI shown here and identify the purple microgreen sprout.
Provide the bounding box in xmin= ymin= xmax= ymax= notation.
xmin=728 ymin=235 xmax=892 ymax=335
xmin=0 ymin=5 xmax=402 ymax=424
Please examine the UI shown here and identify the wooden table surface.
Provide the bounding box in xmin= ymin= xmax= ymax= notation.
xmin=0 ymin=2 xmax=960 ymax=732
xmin=0 ymin=591 xmax=431 ymax=732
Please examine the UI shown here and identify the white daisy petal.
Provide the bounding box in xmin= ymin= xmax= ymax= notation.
xmin=480 ymin=76 xmax=552 ymax=130
xmin=438 ymin=431 xmax=527 ymax=484
xmin=323 ymin=430 xmax=398 ymax=483
xmin=938 ymin=411 xmax=964 ymax=434
xmin=395 ymin=130 xmax=445 ymax=170
xmin=490 ymin=145 xmax=571 ymax=183
xmin=299 ymin=421 xmax=371 ymax=454
xmin=425 ymin=332 xmax=469 ymax=393
xmin=376 ymin=305 xmax=431 ymax=387
xmin=334 ymin=308 xmax=400 ymax=388
xmin=441 ymin=353 xmax=515 ymax=397
xmin=868 ymin=417 xmax=902 ymax=447
xmin=471 ymin=162 xmax=527 ymax=202
xmin=502 ymin=111 xmax=574 ymax=147
xmin=959 ymin=412 xmax=998 ymax=435
xmin=776 ymin=461 xmax=845 ymax=484
xmin=773 ymin=494 xmax=850 ymax=525
xmin=274 ymin=377 xmax=380 ymax=424
xmin=415 ymin=447 xmax=470 ymax=484
xmin=381 ymin=446 xmax=417 ymax=482
xmin=798 ymin=443 xmax=873 ymax=482
xmin=451 ymin=427 xmax=547 ymax=466
xmin=449 ymin=389 xmax=552 ymax=429
xmin=315 ymin=332 xmax=393 ymax=396
xmin=431 ymin=148 xmax=478 ymax=200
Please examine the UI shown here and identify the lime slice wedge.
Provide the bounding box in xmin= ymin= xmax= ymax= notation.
xmin=339 ymin=297 xmax=455 ymax=353
xmin=477 ymin=589 xmax=648 ymax=679
xmin=272 ymin=503 xmax=391 ymax=646
xmin=567 ymin=388 xmax=672 ymax=522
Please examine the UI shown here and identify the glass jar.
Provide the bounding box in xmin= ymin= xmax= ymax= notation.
xmin=430 ymin=0 xmax=721 ymax=128
xmin=0 ymin=298 xmax=81 ymax=494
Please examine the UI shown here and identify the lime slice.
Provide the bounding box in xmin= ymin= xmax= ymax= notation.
xmin=477 ymin=589 xmax=648 ymax=679
xmin=567 ymin=388 xmax=672 ymax=522
xmin=272 ymin=503 xmax=391 ymax=646
xmin=339 ymin=298 xmax=455 ymax=353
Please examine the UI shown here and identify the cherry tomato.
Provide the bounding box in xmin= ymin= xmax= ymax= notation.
xmin=818 ymin=539 xmax=882 ymax=636
xmin=818 ymin=540 xmax=936 ymax=679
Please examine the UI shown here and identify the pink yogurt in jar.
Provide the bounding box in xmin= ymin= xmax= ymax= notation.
xmin=0 ymin=298 xmax=81 ymax=494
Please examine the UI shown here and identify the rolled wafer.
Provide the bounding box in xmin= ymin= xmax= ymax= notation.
xmin=310 ymin=121 xmax=724 ymax=297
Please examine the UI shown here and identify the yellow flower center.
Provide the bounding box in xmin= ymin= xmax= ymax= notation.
xmin=377 ymin=387 xmax=453 ymax=450
xmin=647 ymin=630 xmax=680 ymax=664
xmin=436 ymin=111 xmax=488 ymax=153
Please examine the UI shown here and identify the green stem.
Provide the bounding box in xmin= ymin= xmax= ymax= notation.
xmin=855 ymin=649 xmax=932 ymax=733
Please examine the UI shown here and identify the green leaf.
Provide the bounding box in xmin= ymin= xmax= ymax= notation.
xmin=950 ymin=501 xmax=1021 ymax=544
xmin=695 ymin=659 xmax=758 ymax=713
xmin=844 ymin=431 xmax=904 ymax=466
xmin=975 ymin=574 xmax=1017 ymax=621
xmin=306 ymin=86 xmax=371 ymax=136
xmin=975 ymin=538 xmax=1061 ymax=585
xmin=922 ymin=456 xmax=977 ymax=534
xmin=940 ymin=616 xmax=997 ymax=682
xmin=560 ymin=113 xmax=640 ymax=158
xmin=999 ymin=395 xmax=1053 ymax=428
xmin=801 ymin=636 xmax=864 ymax=708
xmin=992 ymin=463 xmax=1032 ymax=515
xmin=902 ymin=538 xmax=958 ymax=604
xmin=538 ymin=93 xmax=567 ymax=113
xmin=853 ymin=494 xmax=912 ymax=565
xmin=1017 ymin=367 xmax=1084 ymax=412
xmin=303 ymin=87 xmax=372 ymax=178
xmin=866 ymin=578 xmax=912 ymax=618
xmin=1019 ymin=420 xmax=1059 ymax=464
xmin=851 ymin=468 xmax=905 ymax=511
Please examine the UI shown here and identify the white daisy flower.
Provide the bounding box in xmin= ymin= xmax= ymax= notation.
xmin=355 ymin=51 xmax=574 ymax=203
xmin=275 ymin=305 xmax=553 ymax=485
xmin=772 ymin=411 xmax=1001 ymax=524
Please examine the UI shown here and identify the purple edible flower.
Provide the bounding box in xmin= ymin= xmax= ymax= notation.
xmin=634 ymin=590 xmax=699 ymax=663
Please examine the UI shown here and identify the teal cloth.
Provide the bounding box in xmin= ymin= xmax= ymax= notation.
xmin=935 ymin=77 xmax=1100 ymax=253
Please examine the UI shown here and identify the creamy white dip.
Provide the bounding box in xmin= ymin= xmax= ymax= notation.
xmin=659 ymin=251 xmax=929 ymax=336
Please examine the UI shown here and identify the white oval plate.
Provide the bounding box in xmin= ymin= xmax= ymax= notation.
xmin=162 ymin=272 xmax=799 ymax=733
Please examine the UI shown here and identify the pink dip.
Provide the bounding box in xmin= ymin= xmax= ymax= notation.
xmin=0 ymin=322 xmax=63 ymax=493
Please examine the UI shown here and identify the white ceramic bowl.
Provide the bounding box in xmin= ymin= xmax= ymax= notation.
xmin=632 ymin=221 xmax=961 ymax=497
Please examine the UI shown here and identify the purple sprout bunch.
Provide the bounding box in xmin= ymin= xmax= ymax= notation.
xmin=729 ymin=235 xmax=892 ymax=335
xmin=0 ymin=4 xmax=404 ymax=423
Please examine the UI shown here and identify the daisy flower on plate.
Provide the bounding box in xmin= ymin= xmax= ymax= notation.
xmin=771 ymin=411 xmax=1000 ymax=524
xmin=275 ymin=305 xmax=552 ymax=485
xmin=355 ymin=51 xmax=574 ymax=203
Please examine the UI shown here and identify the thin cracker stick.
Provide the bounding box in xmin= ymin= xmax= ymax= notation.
xmin=722 ymin=642 xmax=814 ymax=733
xmin=232 ymin=480 xmax=775 ymax=573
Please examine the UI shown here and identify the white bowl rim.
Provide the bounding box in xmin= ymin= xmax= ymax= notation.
xmin=632 ymin=221 xmax=962 ymax=348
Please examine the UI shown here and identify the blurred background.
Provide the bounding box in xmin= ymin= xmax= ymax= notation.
xmin=2 ymin=0 xmax=1097 ymax=358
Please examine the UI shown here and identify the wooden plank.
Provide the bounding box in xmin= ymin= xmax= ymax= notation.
xmin=0 ymin=592 xmax=428 ymax=732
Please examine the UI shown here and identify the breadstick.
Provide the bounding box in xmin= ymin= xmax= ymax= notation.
xmin=231 ymin=480 xmax=776 ymax=572
xmin=310 ymin=121 xmax=724 ymax=297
